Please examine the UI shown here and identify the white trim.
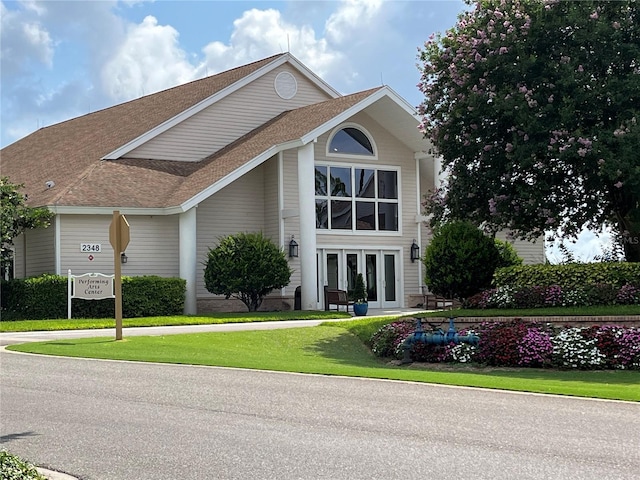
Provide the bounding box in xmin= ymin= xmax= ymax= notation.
xmin=181 ymin=140 xmax=303 ymax=211
xmin=326 ymin=122 xmax=378 ymax=159
xmin=179 ymin=207 xmax=198 ymax=315
xmin=278 ymin=151 xmax=285 ymax=248
xmin=54 ymin=215 xmax=61 ymax=275
xmin=415 ymin=154 xmax=423 ymax=289
xmin=301 ymin=87 xmax=417 ymax=145
xmin=102 ymin=53 xmax=339 ymax=160
xmin=48 ymin=206 xmax=183 ymax=216
xmin=298 ymin=142 xmax=317 ymax=310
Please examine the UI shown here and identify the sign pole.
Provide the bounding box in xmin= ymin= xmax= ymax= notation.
xmin=109 ymin=210 xmax=130 ymax=341
xmin=113 ymin=210 xmax=123 ymax=340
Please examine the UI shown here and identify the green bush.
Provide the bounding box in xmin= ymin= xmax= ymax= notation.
xmin=0 ymin=450 xmax=46 ymax=480
xmin=204 ymin=232 xmax=292 ymax=312
xmin=495 ymin=239 xmax=523 ymax=269
xmin=494 ymin=263 xmax=640 ymax=290
xmin=1 ymin=275 xmax=186 ymax=319
xmin=423 ymin=221 xmax=501 ymax=300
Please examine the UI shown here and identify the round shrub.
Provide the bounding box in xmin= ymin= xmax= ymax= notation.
xmin=423 ymin=221 xmax=501 ymax=300
xmin=204 ymin=232 xmax=292 ymax=312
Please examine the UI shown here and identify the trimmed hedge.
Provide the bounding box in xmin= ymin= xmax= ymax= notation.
xmin=494 ymin=263 xmax=640 ymax=290
xmin=1 ymin=275 xmax=186 ymax=319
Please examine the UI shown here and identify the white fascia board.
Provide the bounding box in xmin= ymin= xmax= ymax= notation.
xmin=102 ymin=56 xmax=291 ymax=160
xmin=300 ymin=87 xmax=413 ymax=144
xmin=48 ymin=205 xmax=179 ymax=216
xmin=181 ymin=139 xmax=304 ymax=211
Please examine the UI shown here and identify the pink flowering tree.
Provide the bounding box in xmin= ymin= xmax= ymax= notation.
xmin=418 ymin=0 xmax=640 ymax=262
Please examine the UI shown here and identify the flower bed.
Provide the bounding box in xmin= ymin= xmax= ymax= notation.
xmin=369 ymin=318 xmax=640 ymax=370
xmin=466 ymin=283 xmax=640 ymax=309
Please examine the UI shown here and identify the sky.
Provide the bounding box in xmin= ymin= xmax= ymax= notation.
xmin=0 ymin=0 xmax=617 ymax=260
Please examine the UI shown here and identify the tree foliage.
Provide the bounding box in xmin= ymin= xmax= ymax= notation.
xmin=423 ymin=221 xmax=500 ymax=300
xmin=203 ymin=232 xmax=292 ymax=312
xmin=1 ymin=177 xmax=53 ymax=272
xmin=418 ymin=0 xmax=640 ymax=261
xmin=495 ymin=238 xmax=523 ymax=268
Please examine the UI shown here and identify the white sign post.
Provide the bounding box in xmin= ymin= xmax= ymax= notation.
xmin=68 ymin=270 xmax=115 ymax=319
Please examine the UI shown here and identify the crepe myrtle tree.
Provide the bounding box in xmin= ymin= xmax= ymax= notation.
xmin=204 ymin=232 xmax=292 ymax=312
xmin=418 ymin=0 xmax=640 ymax=261
xmin=1 ymin=177 xmax=53 ymax=274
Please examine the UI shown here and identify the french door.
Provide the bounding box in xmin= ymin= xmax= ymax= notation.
xmin=319 ymin=249 xmax=400 ymax=309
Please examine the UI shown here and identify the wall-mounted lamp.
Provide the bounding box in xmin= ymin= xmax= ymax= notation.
xmin=410 ymin=239 xmax=420 ymax=263
xmin=120 ymin=252 xmax=128 ymax=264
xmin=288 ymin=235 xmax=299 ymax=258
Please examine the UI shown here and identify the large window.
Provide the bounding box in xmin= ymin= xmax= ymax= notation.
xmin=315 ymin=165 xmax=399 ymax=232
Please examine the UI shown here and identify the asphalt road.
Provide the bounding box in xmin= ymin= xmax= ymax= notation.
xmin=1 ymin=348 xmax=639 ymax=480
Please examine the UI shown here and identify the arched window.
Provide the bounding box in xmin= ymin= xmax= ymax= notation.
xmin=328 ymin=126 xmax=375 ymax=156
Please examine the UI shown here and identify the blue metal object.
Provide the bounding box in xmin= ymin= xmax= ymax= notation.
xmin=400 ymin=317 xmax=479 ymax=364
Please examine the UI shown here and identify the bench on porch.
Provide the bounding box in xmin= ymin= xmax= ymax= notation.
xmin=324 ymin=286 xmax=354 ymax=313
xmin=423 ymin=294 xmax=461 ymax=310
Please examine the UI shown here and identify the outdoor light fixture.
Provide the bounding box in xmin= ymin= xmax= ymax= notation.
xmin=120 ymin=252 xmax=128 ymax=264
xmin=288 ymin=235 xmax=299 ymax=258
xmin=410 ymin=240 xmax=420 ymax=263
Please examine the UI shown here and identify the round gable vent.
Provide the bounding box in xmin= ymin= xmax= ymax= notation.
xmin=274 ymin=71 xmax=297 ymax=100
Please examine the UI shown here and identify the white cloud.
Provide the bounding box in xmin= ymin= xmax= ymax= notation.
xmin=101 ymin=15 xmax=196 ymax=101
xmin=0 ymin=1 xmax=54 ymax=77
xmin=546 ymin=226 xmax=620 ymax=263
xmin=200 ymin=8 xmax=344 ymax=79
xmin=325 ymin=0 xmax=384 ymax=45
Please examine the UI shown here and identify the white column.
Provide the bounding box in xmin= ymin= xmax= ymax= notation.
xmin=179 ymin=207 xmax=197 ymax=315
xmin=297 ymin=142 xmax=317 ymax=310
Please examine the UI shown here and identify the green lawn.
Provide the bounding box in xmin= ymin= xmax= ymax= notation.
xmin=8 ymin=321 xmax=640 ymax=402
xmin=0 ymin=310 xmax=351 ymax=332
xmin=2 ymin=304 xmax=637 ymax=333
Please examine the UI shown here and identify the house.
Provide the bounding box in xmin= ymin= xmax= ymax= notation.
xmin=1 ymin=53 xmax=544 ymax=313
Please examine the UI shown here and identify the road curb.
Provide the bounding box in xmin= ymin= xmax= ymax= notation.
xmin=37 ymin=467 xmax=79 ymax=480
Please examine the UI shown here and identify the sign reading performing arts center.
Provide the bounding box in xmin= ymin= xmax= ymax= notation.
xmin=73 ymin=274 xmax=115 ymax=299
xmin=68 ymin=271 xmax=115 ymax=319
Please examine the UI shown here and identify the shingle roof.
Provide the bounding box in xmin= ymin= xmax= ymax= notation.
xmin=0 ymin=54 xmax=383 ymax=210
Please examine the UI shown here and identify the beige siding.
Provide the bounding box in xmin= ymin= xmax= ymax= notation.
xmin=12 ymin=234 xmax=25 ymax=278
xmin=128 ymin=64 xmax=332 ymax=162
xmin=262 ymin=155 xmax=280 ymax=245
xmin=495 ymin=232 xmax=546 ymax=265
xmin=12 ymin=222 xmax=55 ymax=278
xmin=281 ymin=149 xmax=301 ymax=293
xmin=59 ymin=214 xmax=179 ymax=277
xmin=196 ymin=166 xmax=267 ymax=297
